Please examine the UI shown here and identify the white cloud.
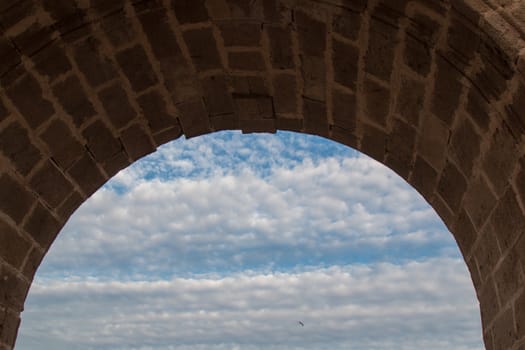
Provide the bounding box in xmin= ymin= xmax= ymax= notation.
xmin=19 ymin=258 xmax=481 ymax=350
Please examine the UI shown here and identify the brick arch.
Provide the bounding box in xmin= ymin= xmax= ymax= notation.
xmin=1 ymin=0 xmax=525 ymax=348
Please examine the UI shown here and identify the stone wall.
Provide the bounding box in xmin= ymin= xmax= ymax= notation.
xmin=1 ymin=0 xmax=525 ymax=349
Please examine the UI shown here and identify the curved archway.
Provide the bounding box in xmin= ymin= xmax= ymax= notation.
xmin=0 ymin=1 xmax=524 ymax=349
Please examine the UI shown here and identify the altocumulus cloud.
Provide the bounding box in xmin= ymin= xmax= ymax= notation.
xmin=16 ymin=131 xmax=483 ymax=350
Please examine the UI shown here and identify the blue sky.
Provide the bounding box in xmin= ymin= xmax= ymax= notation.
xmin=16 ymin=131 xmax=483 ymax=350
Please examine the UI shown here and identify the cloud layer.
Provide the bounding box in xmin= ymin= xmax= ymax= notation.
xmin=16 ymin=131 xmax=482 ymax=350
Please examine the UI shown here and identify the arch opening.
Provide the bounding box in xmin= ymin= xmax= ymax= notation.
xmin=16 ymin=131 xmax=483 ymax=350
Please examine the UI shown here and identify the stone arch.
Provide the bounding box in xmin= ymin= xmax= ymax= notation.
xmin=1 ymin=0 xmax=525 ymax=348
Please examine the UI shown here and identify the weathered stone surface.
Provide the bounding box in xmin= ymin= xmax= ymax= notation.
xmin=6 ymin=73 xmax=55 ymax=129
xmin=0 ymin=122 xmax=41 ymax=176
xmin=67 ymin=153 xmax=106 ymax=197
xmin=29 ymin=161 xmax=73 ymax=209
xmin=0 ymin=219 xmax=30 ymax=269
xmin=332 ymin=39 xmax=359 ymax=90
xmin=23 ymin=203 xmax=60 ymax=250
xmin=98 ymin=83 xmax=137 ymax=129
xmin=40 ymin=119 xmax=83 ymax=170
xmin=116 ymin=45 xmax=158 ymax=93
xmin=121 ymin=124 xmax=156 ymax=161
xmin=0 ymin=174 xmax=34 ymax=224
xmin=0 ymin=264 xmax=30 ymax=311
xmin=183 ymin=28 xmax=222 ymax=71
xmin=266 ymin=25 xmax=294 ymax=69
xmin=0 ymin=2 xmax=524 ymax=349
xmin=53 ymin=75 xmax=96 ymax=127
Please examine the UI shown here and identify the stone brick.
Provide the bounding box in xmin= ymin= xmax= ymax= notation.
xmin=30 ymin=161 xmax=73 ymax=209
xmin=32 ymin=43 xmax=72 ymax=81
xmin=171 ymin=0 xmax=209 ymax=24
xmin=0 ymin=100 xmax=8 ymax=122
xmin=364 ymin=79 xmax=390 ymax=127
xmin=454 ymin=209 xmax=477 ymax=259
xmin=491 ymin=188 xmax=525 ymax=253
xmin=82 ymin=120 xmax=122 ymax=163
xmin=301 ymin=55 xmax=325 ymax=101
xmin=101 ymin=12 xmax=136 ymax=48
xmin=515 ymin=288 xmax=525 ymax=339
xmin=67 ymin=153 xmax=106 ymax=197
xmin=431 ymin=56 xmax=462 ymax=125
xmin=361 ymin=124 xmax=387 ymax=162
xmin=230 ymin=75 xmax=268 ymax=95
xmin=303 ymin=98 xmax=327 ymax=136
xmin=446 ymin=15 xmax=480 ymax=67
xmin=396 ymin=77 xmax=425 ymax=126
xmin=0 ymin=174 xmax=34 ymax=225
xmin=89 ymin=0 xmax=125 ymax=14
xmin=137 ymin=90 xmax=177 ymax=132
xmin=138 ymin=6 xmax=182 ymax=59
xmin=463 ymin=176 xmax=496 ymax=230
xmin=449 ymin=116 xmax=480 ymax=177
xmin=23 ymin=203 xmax=60 ymax=250
xmin=48 ymin=7 xmax=87 ymax=37
xmin=386 ymin=118 xmax=416 ymax=178
xmin=11 ymin=23 xmax=53 ymax=56
xmin=0 ymin=0 xmax=35 ymax=29
xmin=73 ymin=38 xmax=118 ymax=88
xmin=0 ymin=38 xmax=20 ymax=76
xmin=332 ymin=9 xmax=361 ymax=41
xmin=493 ymin=308 xmax=518 ymax=350
xmin=332 ymin=89 xmax=356 ymax=132
xmin=40 ymin=119 xmax=83 ymax=170
xmin=466 ymin=88 xmax=490 ymax=131
xmin=220 ymin=22 xmax=261 ymax=47
xmin=365 ymin=19 xmax=397 ymax=81
xmin=177 ymin=100 xmax=212 ymax=137
xmin=98 ymin=83 xmax=137 ymax=129
xmin=115 ymin=45 xmax=158 ymax=93
xmin=234 ymin=95 xmax=273 ymax=121
xmin=57 ymin=191 xmax=83 ymax=221
xmin=22 ymin=247 xmax=44 ymax=280
xmin=478 ymin=277 xmax=499 ymax=326
xmin=483 ymin=124 xmax=518 ymax=196
xmin=0 ymin=219 xmax=30 ymax=269
xmin=437 ymin=161 xmax=467 ymax=212
xmin=406 ymin=13 xmax=440 ymax=46
xmin=102 ymin=151 xmax=130 ymax=178
xmin=331 ymin=125 xmax=358 ymax=149
xmin=53 ymin=75 xmax=96 ymax=127
xmin=210 ymin=113 xmax=238 ymax=131
xmin=266 ymin=25 xmax=294 ymax=69
xmin=228 ymin=51 xmax=265 ymax=71
xmin=295 ymin=11 xmax=326 ymax=57
xmin=410 ymin=156 xmax=438 ymax=201
xmin=475 ymin=225 xmax=501 ymax=282
xmin=121 ymin=124 xmax=156 ymax=161
xmin=202 ymin=75 xmax=235 ymax=116
xmin=43 ymin=0 xmax=82 ymax=27
xmin=153 ymin=125 xmax=183 ymax=146
xmin=240 ymin=119 xmax=276 ymax=133
xmin=495 ymin=248 xmax=522 ymax=304
xmin=0 ymin=307 xmax=21 ymax=347
xmin=183 ymin=28 xmax=222 ymax=71
xmin=272 ymin=74 xmax=296 ymax=114
xmin=403 ymin=35 xmax=432 ymax=76
xmin=431 ymin=194 xmax=454 ymax=231
xmin=138 ymin=7 xmax=199 ymax=102
xmin=6 ymin=73 xmax=55 ymax=129
xmin=332 ymin=39 xmax=359 ymax=90
xmin=0 ymin=122 xmax=41 ymax=176
xmin=505 ymin=83 xmax=525 ymax=139
xmin=474 ymin=60 xmax=510 ymax=101
xmin=0 ymin=264 xmax=30 ymax=311
xmin=373 ymin=0 xmax=409 ymax=25
xmin=418 ymin=114 xmax=448 ymax=170
xmin=276 ymin=117 xmax=302 ymax=132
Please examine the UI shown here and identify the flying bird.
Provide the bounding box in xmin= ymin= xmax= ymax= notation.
xmin=297 ymin=321 xmax=304 ymax=327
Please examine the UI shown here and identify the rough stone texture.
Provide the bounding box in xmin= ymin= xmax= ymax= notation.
xmin=0 ymin=1 xmax=525 ymax=349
